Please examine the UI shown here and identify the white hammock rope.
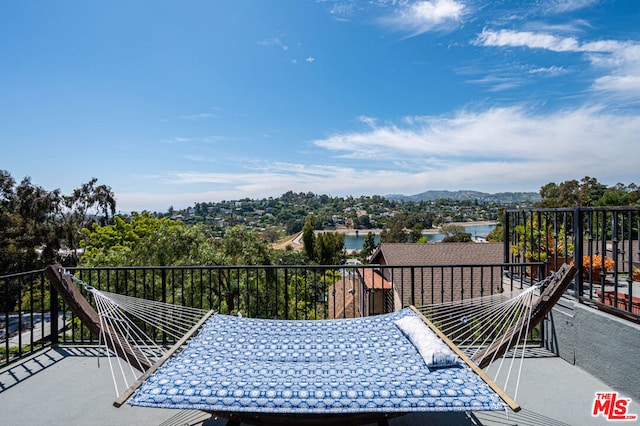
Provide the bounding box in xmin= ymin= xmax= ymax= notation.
xmin=64 ymin=272 xmax=209 ymax=397
xmin=430 ymin=291 xmax=523 ymax=351
xmin=415 ymin=275 xmax=552 ymax=401
xmin=93 ymin=289 xmax=206 ymax=339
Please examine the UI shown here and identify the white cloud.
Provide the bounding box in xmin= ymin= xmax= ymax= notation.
xmin=167 ymin=137 xmax=191 ymax=143
xmin=475 ymin=29 xmax=640 ymax=98
xmin=474 ymin=29 xmax=629 ymax=53
xmin=381 ymin=0 xmax=466 ymax=36
xmin=542 ymin=0 xmax=599 ymax=14
xmin=465 ymin=75 xmax=525 ymax=91
xmin=357 ymin=115 xmax=378 ymax=128
xmin=589 ymin=44 xmax=640 ymax=98
xmin=257 ymin=37 xmax=289 ymax=51
xmin=312 ymin=105 xmax=640 ymax=177
xmin=179 ymin=113 xmax=217 ymax=120
xmin=182 ymin=155 xmax=219 ymax=164
xmin=526 ymin=20 xmax=592 ymax=34
xmin=529 ymin=66 xmax=567 ymax=75
xmin=592 ymin=74 xmax=640 ymax=96
xmin=306 ymin=56 xmax=315 ymax=63
xmin=165 ymin=136 xmax=232 ymax=144
xmin=116 ymin=105 xmax=640 ymax=212
xmin=475 ymin=29 xmax=580 ymax=52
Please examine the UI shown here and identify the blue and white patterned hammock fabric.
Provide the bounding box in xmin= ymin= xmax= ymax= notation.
xmin=128 ymin=308 xmax=506 ymax=414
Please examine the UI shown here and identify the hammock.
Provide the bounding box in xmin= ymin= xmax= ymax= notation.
xmin=44 ymin=264 xmax=576 ymax=426
xmin=128 ymin=309 xmax=506 ymax=413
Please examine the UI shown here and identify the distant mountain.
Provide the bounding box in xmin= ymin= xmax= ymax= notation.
xmin=385 ymin=190 xmax=540 ymax=204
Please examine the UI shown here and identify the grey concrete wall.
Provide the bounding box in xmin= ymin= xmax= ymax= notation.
xmin=545 ymin=297 xmax=640 ymax=401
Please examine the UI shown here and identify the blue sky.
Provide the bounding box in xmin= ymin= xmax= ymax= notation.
xmin=2 ymin=0 xmax=639 ymax=212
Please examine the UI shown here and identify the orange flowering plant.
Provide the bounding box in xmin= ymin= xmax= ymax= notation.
xmin=572 ymin=255 xmax=614 ymax=275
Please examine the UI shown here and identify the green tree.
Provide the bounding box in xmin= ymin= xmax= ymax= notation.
xmin=486 ymin=225 xmax=504 ymax=242
xmin=361 ymin=232 xmax=377 ymax=258
xmin=0 ymin=171 xmax=120 ymax=313
xmin=222 ymin=225 xmax=273 ymax=265
xmin=404 ymin=212 xmax=434 ymax=230
xmin=302 ymin=214 xmax=316 ymax=259
xmin=409 ymin=223 xmax=424 ymax=243
xmin=58 ymin=178 xmax=116 ymax=264
xmin=0 ymin=170 xmax=17 ymax=273
xmin=81 ymin=212 xmax=186 ymax=265
xmin=538 ymin=176 xmax=612 ymax=207
xmin=353 ymin=214 xmax=371 ymax=229
xmin=440 ymin=224 xmax=465 ymax=237
xmin=275 ymin=245 xmax=307 ymax=265
xmin=628 ymin=184 xmax=640 ymax=205
xmin=538 ymin=183 xmax=560 ymax=207
xmin=0 ymin=172 xmax=64 ymax=310
xmin=380 ymin=216 xmax=408 ymax=243
xmin=314 ymin=232 xmax=345 ymax=265
xmin=442 ymin=233 xmax=472 ymax=243
xmin=11 ymin=176 xmax=61 ymax=271
xmin=578 ymin=176 xmax=607 ymax=206
xmin=440 ymin=224 xmax=472 ymax=242
xmin=285 ymin=219 xmax=303 ymax=235
xmin=598 ymin=185 xmax=630 ymax=206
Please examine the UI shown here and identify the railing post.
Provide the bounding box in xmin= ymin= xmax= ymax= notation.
xmin=573 ymin=207 xmax=584 ymax=299
xmin=161 ymin=268 xmax=167 ymax=345
xmin=627 ymin=211 xmax=635 ymax=312
xmin=611 ymin=211 xmax=620 ymax=295
xmin=50 ymin=282 xmax=59 ymax=347
xmin=161 ymin=268 xmax=167 ymax=304
xmin=3 ymin=277 xmax=8 ymax=364
xmin=284 ymin=268 xmax=289 ymax=320
xmin=410 ymin=267 xmax=415 ymax=307
xmin=503 ymin=210 xmax=510 ymax=264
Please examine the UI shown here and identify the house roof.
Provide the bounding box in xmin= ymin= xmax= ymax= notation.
xmin=358 ymin=268 xmax=393 ymax=290
xmin=368 ymin=243 xmax=506 ymax=305
xmin=371 ymin=242 xmax=504 ymax=266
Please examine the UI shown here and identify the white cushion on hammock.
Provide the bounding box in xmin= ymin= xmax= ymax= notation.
xmin=395 ymin=315 xmax=460 ymax=368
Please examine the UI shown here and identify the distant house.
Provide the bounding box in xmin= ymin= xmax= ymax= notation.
xmin=362 ymin=242 xmax=505 ymax=314
xmin=357 ymin=267 xmax=394 ymax=316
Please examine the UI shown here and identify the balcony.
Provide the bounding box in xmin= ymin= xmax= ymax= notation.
xmin=2 ymin=206 xmax=640 ymax=425
xmin=2 ymin=262 xmax=639 ymax=425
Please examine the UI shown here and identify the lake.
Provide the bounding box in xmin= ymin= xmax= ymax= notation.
xmin=342 ymin=223 xmax=497 ymax=251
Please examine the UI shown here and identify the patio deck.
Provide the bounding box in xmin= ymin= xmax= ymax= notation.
xmin=1 ymin=345 xmax=637 ymax=426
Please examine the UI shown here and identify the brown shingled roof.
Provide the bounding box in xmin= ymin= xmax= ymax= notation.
xmin=371 ymin=242 xmax=504 ymax=266
xmin=368 ymin=242 xmax=507 ymax=306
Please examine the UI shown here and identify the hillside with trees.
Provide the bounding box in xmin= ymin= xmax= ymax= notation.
xmin=174 ymin=191 xmax=513 ymax=242
xmin=3 ymin=169 xmax=639 ymax=279
xmin=536 ymin=176 xmax=640 ymax=207
xmin=386 ymin=190 xmax=541 ymax=204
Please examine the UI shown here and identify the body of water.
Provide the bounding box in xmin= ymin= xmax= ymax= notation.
xmin=343 ymin=223 xmax=496 ymax=251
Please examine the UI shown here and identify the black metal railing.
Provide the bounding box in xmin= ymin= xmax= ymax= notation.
xmin=505 ymin=207 xmax=640 ymax=320
xmin=1 ymin=269 xmax=52 ymax=367
xmin=2 ymin=263 xmax=533 ymax=368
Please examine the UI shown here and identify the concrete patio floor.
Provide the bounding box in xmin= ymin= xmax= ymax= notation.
xmin=1 ymin=345 xmax=638 ymax=426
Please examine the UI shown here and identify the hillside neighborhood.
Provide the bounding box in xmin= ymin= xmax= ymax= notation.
xmin=165 ymin=191 xmax=534 ymax=240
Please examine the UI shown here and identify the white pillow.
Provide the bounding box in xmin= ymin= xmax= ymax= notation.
xmin=395 ymin=315 xmax=460 ymax=368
